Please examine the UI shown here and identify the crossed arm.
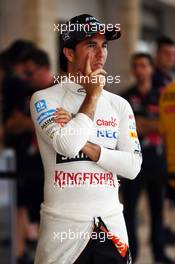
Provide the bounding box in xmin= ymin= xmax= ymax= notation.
xmin=53 ymin=107 xmax=101 ymax=161
xmin=52 ymin=106 xmax=142 ymax=180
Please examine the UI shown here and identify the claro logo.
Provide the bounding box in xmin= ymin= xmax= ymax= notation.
xmin=96 ymin=117 xmax=117 ymax=127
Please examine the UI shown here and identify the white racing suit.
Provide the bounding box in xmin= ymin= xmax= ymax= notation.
xmin=30 ymin=80 xmax=142 ymax=264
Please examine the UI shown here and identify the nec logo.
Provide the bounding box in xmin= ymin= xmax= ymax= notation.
xmin=97 ymin=130 xmax=118 ymax=139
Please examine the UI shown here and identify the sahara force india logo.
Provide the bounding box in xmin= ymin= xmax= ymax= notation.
xmin=53 ymin=171 xmax=116 ymax=189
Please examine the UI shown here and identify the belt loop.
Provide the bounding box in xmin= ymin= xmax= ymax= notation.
xmin=97 ymin=217 xmax=108 ymax=231
xmin=94 ymin=216 xmax=100 ymax=228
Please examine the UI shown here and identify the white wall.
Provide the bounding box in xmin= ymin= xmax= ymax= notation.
xmin=163 ymin=5 xmax=175 ymax=38
xmin=57 ymin=0 xmax=102 ymax=21
xmin=0 ymin=0 xmax=24 ymax=50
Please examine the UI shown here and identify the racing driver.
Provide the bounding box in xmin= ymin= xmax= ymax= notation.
xmin=30 ymin=14 xmax=142 ymax=264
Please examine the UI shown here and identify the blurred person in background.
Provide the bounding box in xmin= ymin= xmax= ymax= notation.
xmin=22 ymin=48 xmax=54 ymax=90
xmin=121 ymin=53 xmax=174 ymax=264
xmin=153 ymin=36 xmax=175 ymax=93
xmin=0 ymin=41 xmax=45 ymax=264
xmin=153 ymin=36 xmax=175 ymax=246
xmin=15 ymin=47 xmax=54 ymax=264
xmin=1 ymin=40 xmax=36 ymax=122
xmin=20 ymin=47 xmax=55 ymax=248
xmin=159 ymin=82 xmax=175 ymax=208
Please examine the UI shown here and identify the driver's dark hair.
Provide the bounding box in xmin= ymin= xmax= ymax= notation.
xmin=59 ymin=39 xmax=79 ymax=73
xmin=59 ymin=50 xmax=69 ymax=73
xmin=60 ymin=34 xmax=102 ymax=72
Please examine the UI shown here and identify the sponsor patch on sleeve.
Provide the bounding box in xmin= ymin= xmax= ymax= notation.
xmin=133 ymin=140 xmax=142 ymax=155
xmin=36 ymin=109 xmax=56 ymax=124
xmin=34 ymin=99 xmax=47 ymax=113
xmin=129 ymin=131 xmax=138 ymax=139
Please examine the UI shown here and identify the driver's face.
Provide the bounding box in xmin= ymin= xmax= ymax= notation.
xmin=72 ymin=33 xmax=108 ymax=74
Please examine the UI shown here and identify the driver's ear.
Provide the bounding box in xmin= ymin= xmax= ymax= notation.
xmin=63 ymin=47 xmax=75 ymax=63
